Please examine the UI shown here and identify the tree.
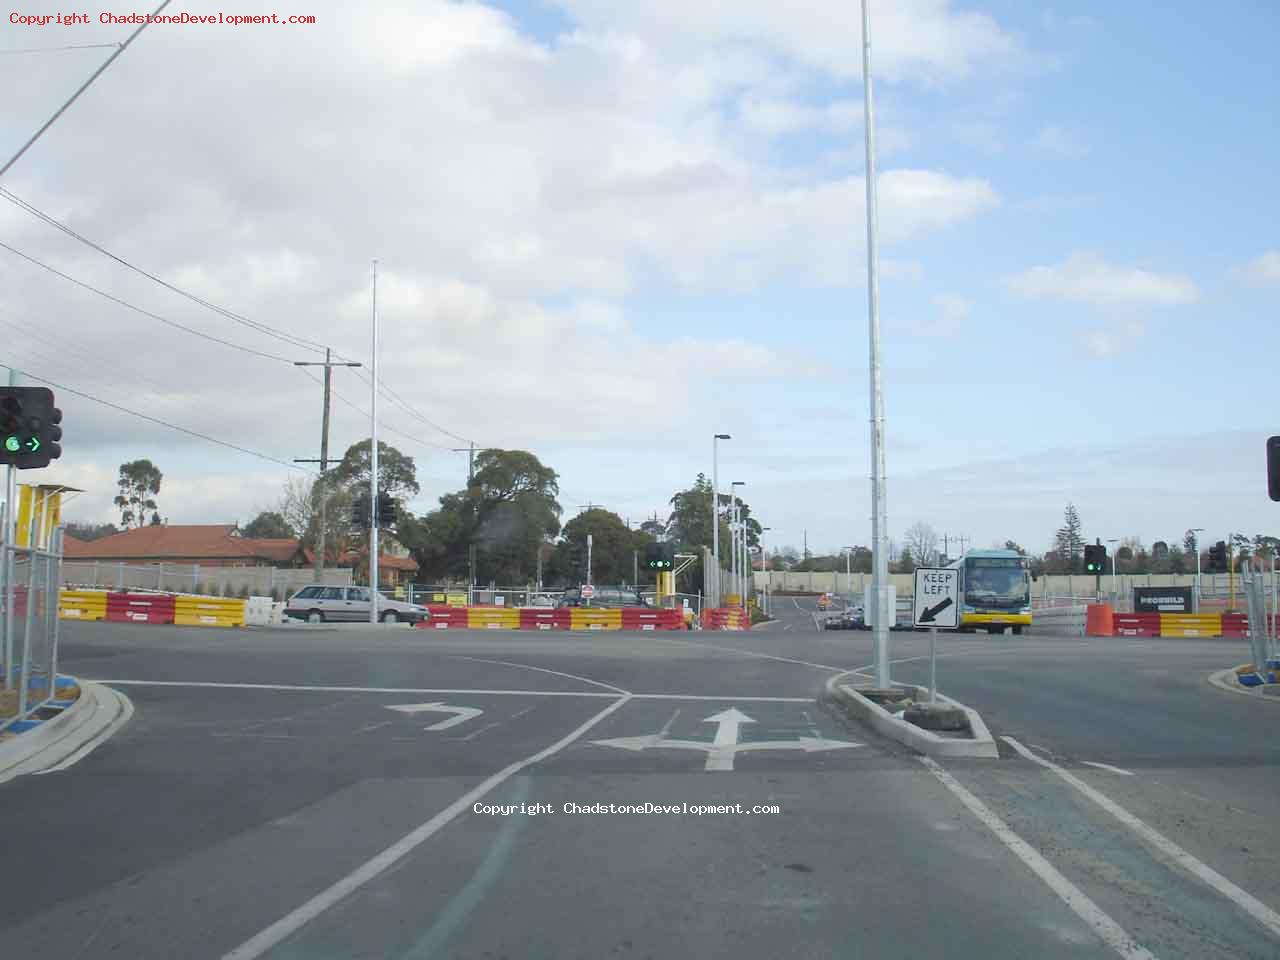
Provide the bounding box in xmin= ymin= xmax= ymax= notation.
xmin=330 ymin=439 xmax=420 ymax=501
xmin=667 ymin=474 xmax=717 ymax=556
xmin=1054 ymin=503 xmax=1084 ymax=573
xmin=904 ymin=522 xmax=939 ymax=567
xmin=1183 ymin=529 xmax=1199 ymax=558
xmin=278 ymin=475 xmax=354 ymax=562
xmin=638 ymin=517 xmax=666 ymax=539
xmin=242 ymin=510 xmax=294 ymax=539
xmin=114 ymin=459 xmax=162 ymax=529
xmin=65 ymin=522 xmax=118 ymax=541
xmin=403 ymin=449 xmax=562 ymax=584
xmin=1004 ymin=540 xmax=1026 ymax=556
xmin=895 ymin=547 xmax=915 ymax=574
xmin=546 ymin=508 xmax=642 ymax=587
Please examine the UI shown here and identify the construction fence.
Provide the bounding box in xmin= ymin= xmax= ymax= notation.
xmin=59 ymin=561 xmax=352 ymax=600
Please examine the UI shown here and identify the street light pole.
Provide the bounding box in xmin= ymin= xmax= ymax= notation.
xmin=761 ymin=526 xmax=772 ymax=614
xmin=1191 ymin=528 xmax=1204 ymax=612
xmin=369 ymin=258 xmax=380 ymax=624
xmin=712 ymin=434 xmax=730 ymax=607
xmin=861 ymin=0 xmax=891 ymax=688
xmin=1107 ymin=538 xmax=1119 ymax=608
xmin=731 ymin=481 xmax=745 ymax=606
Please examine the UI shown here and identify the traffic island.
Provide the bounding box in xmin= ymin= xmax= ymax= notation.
xmin=0 ymin=679 xmax=133 ymax=783
xmin=822 ymin=672 xmax=998 ymax=759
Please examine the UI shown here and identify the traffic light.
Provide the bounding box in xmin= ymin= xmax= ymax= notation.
xmin=0 ymin=387 xmax=62 ymax=469
xmin=1208 ymin=541 xmax=1228 ymax=573
xmin=376 ymin=492 xmax=396 ymax=528
xmin=1269 ymin=436 xmax=1280 ymax=502
xmin=644 ymin=541 xmax=674 ymax=570
xmin=1084 ymin=544 xmax=1106 ymax=574
xmin=350 ymin=496 xmax=370 ymax=527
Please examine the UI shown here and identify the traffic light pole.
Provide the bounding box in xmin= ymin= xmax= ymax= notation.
xmin=370 ymin=259 xmax=380 ymax=624
xmin=1 ymin=367 xmax=14 ymax=690
xmin=1094 ymin=537 xmax=1101 ymax=601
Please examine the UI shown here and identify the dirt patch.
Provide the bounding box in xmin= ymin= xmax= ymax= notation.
xmin=0 ymin=688 xmax=17 ymax=720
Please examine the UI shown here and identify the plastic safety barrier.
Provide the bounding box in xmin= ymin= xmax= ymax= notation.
xmin=420 ymin=605 xmax=470 ymax=629
xmin=1158 ymin=612 xmax=1222 ymax=637
xmin=519 ymin=608 xmax=569 ymax=630
xmin=58 ymin=589 xmax=108 ymax=621
xmin=467 ymin=607 xmax=520 ymax=630
xmin=1085 ymin=603 xmax=1114 ymax=637
xmin=569 ymin=608 xmax=622 ymax=631
xmin=620 ymin=608 xmax=684 ymax=631
xmin=701 ymin=607 xmax=749 ymax=631
xmin=1112 ymin=612 xmax=1160 ymax=637
xmin=1221 ymin=612 xmax=1278 ymax=640
xmin=106 ymin=592 xmax=176 ymax=625
xmin=174 ymin=595 xmax=246 ymax=628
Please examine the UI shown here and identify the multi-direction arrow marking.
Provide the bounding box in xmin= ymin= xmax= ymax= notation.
xmin=384 ymin=702 xmax=483 ymax=731
xmin=592 ymin=707 xmax=862 ymax=772
xmin=918 ymin=596 xmax=953 ymax=623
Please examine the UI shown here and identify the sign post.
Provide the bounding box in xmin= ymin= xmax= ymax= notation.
xmin=913 ymin=567 xmax=959 ymax=703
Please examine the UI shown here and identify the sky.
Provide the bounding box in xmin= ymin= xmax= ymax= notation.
xmin=1 ymin=0 xmax=1277 ymax=558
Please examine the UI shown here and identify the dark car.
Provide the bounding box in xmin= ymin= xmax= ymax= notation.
xmin=823 ymin=606 xmax=867 ymax=630
xmin=558 ymin=587 xmax=651 ymax=608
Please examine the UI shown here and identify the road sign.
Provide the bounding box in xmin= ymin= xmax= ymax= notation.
xmin=913 ymin=567 xmax=959 ymax=628
xmin=580 ymin=584 xmax=595 ymax=599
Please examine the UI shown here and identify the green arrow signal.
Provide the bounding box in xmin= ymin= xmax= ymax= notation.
xmin=26 ymin=437 xmax=39 ymax=452
xmin=4 ymin=436 xmax=18 ymax=452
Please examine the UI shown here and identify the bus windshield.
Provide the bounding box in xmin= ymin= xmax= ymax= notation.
xmin=964 ymin=559 xmax=1029 ymax=605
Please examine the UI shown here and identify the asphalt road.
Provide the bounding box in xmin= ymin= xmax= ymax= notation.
xmin=1 ymin=604 xmax=1277 ymax=959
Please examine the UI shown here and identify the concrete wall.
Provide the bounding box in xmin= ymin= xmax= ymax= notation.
xmin=754 ymin=570 xmax=1256 ymax=601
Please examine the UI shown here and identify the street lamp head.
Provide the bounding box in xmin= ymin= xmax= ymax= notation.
xmin=731 ymin=480 xmax=745 ymax=487
xmin=715 ymin=433 xmax=731 ymax=440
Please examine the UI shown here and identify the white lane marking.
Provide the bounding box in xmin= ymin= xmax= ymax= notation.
xmin=449 ymin=655 xmax=630 ymax=695
xmin=222 ymin=694 xmax=633 ymax=960
xmin=917 ymin=756 xmax=1156 ymax=960
xmin=783 ymin=623 xmax=793 ymax=631
xmin=1080 ymin=761 xmax=1135 ymax=777
xmin=385 ymin=702 xmax=484 ymax=731
xmin=792 ymin=598 xmax=802 ymax=611
xmin=452 ymin=721 xmax=502 ymax=742
xmin=652 ymin=635 xmax=847 ymax=673
xmin=1003 ymin=736 xmax=1280 ymax=941
xmin=85 ymin=679 xmax=816 ymax=703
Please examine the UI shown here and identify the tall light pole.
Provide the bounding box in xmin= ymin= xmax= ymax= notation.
xmin=1107 ymin=538 xmax=1119 ymax=607
xmin=369 ymin=258 xmax=380 ymax=624
xmin=451 ymin=444 xmax=478 ymax=593
xmin=862 ymin=0 xmax=891 ymax=688
xmin=1191 ymin=528 xmax=1204 ymax=611
xmin=712 ymin=434 xmax=730 ymax=606
xmin=844 ymin=546 xmax=856 ymax=597
xmin=731 ymin=481 xmax=745 ymax=606
xmin=761 ymin=526 xmax=772 ymax=614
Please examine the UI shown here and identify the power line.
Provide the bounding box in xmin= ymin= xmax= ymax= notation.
xmin=2 ymin=364 xmax=310 ymax=472
xmin=298 ymin=368 xmax=457 ymax=452
xmin=0 ymin=0 xmax=173 ymax=180
xmin=0 ymin=43 xmax=124 ymax=55
xmin=0 ymin=239 xmax=299 ymax=364
xmin=0 ymin=187 xmax=334 ymax=356
xmin=348 ymin=367 xmax=475 ymax=445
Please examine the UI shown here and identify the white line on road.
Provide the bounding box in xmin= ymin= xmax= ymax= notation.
xmin=452 ymin=721 xmax=502 ymax=742
xmin=1080 ymin=760 xmax=1135 ymax=777
xmin=88 ymin=679 xmax=814 ymax=703
xmin=222 ymin=694 xmax=633 ymax=960
xmin=449 ymin=655 xmax=629 ymax=695
xmin=652 ymin=636 xmax=846 ymax=673
xmin=1003 ymin=736 xmax=1280 ymax=941
xmin=917 ymin=756 xmax=1156 ymax=960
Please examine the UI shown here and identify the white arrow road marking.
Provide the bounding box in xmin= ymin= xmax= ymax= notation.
xmin=385 ymin=702 xmax=483 ymax=731
xmin=1080 ymin=760 xmax=1135 ymax=776
xmin=591 ymin=708 xmax=862 ymax=772
xmin=705 ymin=707 xmax=754 ymax=771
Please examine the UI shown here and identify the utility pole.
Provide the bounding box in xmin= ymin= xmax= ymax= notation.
xmin=451 ymin=442 xmax=478 ymax=593
xmin=294 ymin=348 xmax=362 ymax=583
xmin=369 ymin=259 xmax=380 ymax=623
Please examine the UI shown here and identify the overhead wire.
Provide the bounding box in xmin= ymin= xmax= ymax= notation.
xmin=1 ymin=363 xmax=311 ymax=472
xmin=0 ymin=43 xmax=125 ymax=55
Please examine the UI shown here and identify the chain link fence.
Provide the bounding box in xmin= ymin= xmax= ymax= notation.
xmin=2 ymin=528 xmax=63 ymax=729
xmin=59 ymin=561 xmax=353 ymax=601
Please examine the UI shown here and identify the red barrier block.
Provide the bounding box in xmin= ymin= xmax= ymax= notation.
xmin=417 ymin=605 xmax=471 ymax=629
xmin=621 ymin=608 xmax=683 ymax=630
xmin=1222 ymin=612 xmax=1279 ymax=639
xmin=1113 ymin=612 xmax=1160 ymax=638
xmin=519 ymin=608 xmax=565 ymax=630
xmin=106 ymin=592 xmax=176 ymax=625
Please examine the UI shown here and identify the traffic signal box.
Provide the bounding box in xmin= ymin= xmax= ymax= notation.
xmin=1208 ymin=541 xmax=1228 ymax=573
xmin=1084 ymin=543 xmax=1107 ymax=574
xmin=644 ymin=541 xmax=675 ymax=571
xmin=0 ymin=387 xmax=62 ymax=469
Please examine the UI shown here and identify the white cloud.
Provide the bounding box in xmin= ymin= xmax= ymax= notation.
xmin=1032 ymin=124 xmax=1088 ymax=157
xmin=1080 ymin=320 xmax=1145 ymax=357
xmin=1005 ymin=252 xmax=1199 ymax=306
xmin=739 ymin=97 xmax=862 ymax=136
xmin=1237 ymin=251 xmax=1280 ymax=285
xmin=914 ymin=293 xmax=971 ymax=337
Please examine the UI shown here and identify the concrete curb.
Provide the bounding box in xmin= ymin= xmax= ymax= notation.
xmin=0 ymin=681 xmax=134 ymax=784
xmin=822 ymin=671 xmax=999 ymax=759
xmin=1207 ymin=666 xmax=1280 ymax=702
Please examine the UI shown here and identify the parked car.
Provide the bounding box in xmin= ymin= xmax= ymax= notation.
xmin=823 ymin=606 xmax=866 ymax=630
xmin=285 ymin=585 xmax=430 ymax=624
xmin=558 ymin=587 xmax=651 ymax=608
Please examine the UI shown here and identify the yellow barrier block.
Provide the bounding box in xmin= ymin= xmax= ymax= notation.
xmin=466 ymin=608 xmax=520 ymax=629
xmin=570 ymin=608 xmax=622 ymax=630
xmin=174 ymin=595 xmax=246 ymax=627
xmin=58 ymin=589 xmax=108 ymax=621
xmin=1159 ymin=613 xmax=1223 ymax=637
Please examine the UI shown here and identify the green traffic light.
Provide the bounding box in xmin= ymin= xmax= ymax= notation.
xmin=3 ymin=436 xmax=18 ymax=452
